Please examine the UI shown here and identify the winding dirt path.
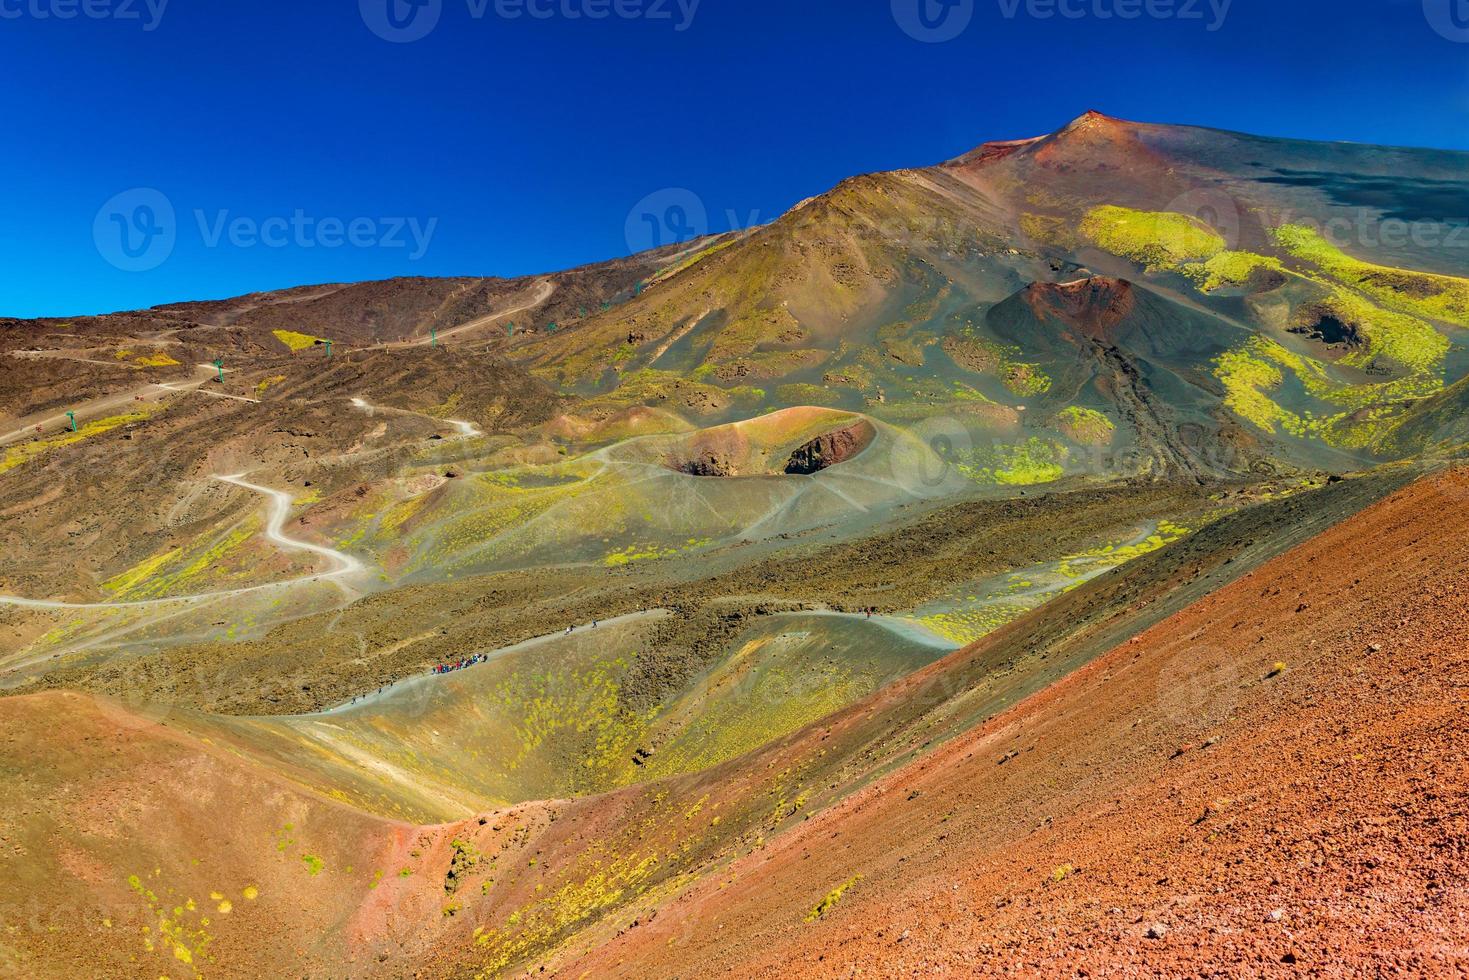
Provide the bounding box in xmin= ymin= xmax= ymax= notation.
xmin=0 ymin=475 xmax=368 ymax=610
xmin=0 ymin=362 xmax=224 ymax=447
xmin=348 ymin=396 xmax=480 ymax=438
xmin=388 ymin=279 xmax=556 ymax=349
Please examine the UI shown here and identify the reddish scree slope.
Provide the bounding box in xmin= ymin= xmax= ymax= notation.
xmin=1023 ymin=276 xmax=1138 ymax=341
xmin=560 ymin=469 xmax=1469 ymax=978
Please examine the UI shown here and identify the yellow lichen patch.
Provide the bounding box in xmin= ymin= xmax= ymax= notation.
xmin=919 ymin=604 xmax=1029 ymax=646
xmin=136 ymin=352 xmax=182 ymax=368
xmin=105 ymin=522 xmax=259 ymax=599
xmin=942 ymin=329 xmax=1050 ymax=397
xmin=1055 ymin=523 xmax=1191 ymax=581
xmin=104 ymin=546 xmax=183 ymax=595
xmin=1181 ymin=250 xmax=1287 ymax=292
xmin=956 ymin=438 xmax=1067 ymax=486
xmin=0 ymin=408 xmax=157 ymax=476
xmin=489 ymin=655 xmax=654 ymax=792
xmin=1053 ymin=406 xmax=1115 ymax=446
xmin=1273 ymin=224 xmax=1469 ymax=328
xmin=1080 ymin=205 xmax=1226 ymax=271
xmin=241 ymin=885 xmax=259 ymax=901
xmin=272 ymin=329 xmax=326 ymax=352
xmin=1214 ymin=342 xmax=1296 ymax=435
xmin=603 ymin=538 xmax=710 ymax=568
xmin=126 ymin=871 xmax=212 ymax=977
xmin=1212 ymin=335 xmax=1443 ymax=448
xmin=255 ymin=375 xmax=287 ymax=396
xmin=806 ymin=875 xmax=861 ymax=922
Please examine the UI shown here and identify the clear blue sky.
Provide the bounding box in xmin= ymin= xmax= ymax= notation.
xmin=4 ymin=0 xmax=1467 ymax=317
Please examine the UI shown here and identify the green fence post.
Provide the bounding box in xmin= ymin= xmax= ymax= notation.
xmin=66 ymin=411 xmax=76 ymax=432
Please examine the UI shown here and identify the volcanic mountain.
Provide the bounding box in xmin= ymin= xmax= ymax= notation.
xmin=1 ymin=113 xmax=1467 ymax=979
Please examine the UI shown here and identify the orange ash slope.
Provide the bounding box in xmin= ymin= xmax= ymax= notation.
xmin=561 ymin=468 xmax=1469 ymax=978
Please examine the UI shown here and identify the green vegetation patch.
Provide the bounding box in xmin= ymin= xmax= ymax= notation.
xmin=1273 ymin=224 xmax=1469 ymax=328
xmin=943 ymin=330 xmax=1051 ymax=398
xmin=957 ymin=438 xmax=1067 ymax=486
xmin=806 ymin=876 xmax=861 ymax=922
xmin=1080 ymin=205 xmax=1225 ymax=271
xmin=1181 ymin=250 xmax=1287 ymax=292
xmin=1054 ymin=406 xmax=1115 ymax=446
xmin=1212 ymin=335 xmax=1442 ymax=450
xmin=104 ymin=522 xmax=259 ymax=599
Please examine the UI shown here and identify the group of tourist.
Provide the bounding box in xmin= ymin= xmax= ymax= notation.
xmin=432 ymin=654 xmax=487 ymax=675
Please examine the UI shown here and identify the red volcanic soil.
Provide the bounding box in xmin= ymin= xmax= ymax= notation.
xmin=1031 ymin=110 xmax=1171 ymax=173
xmin=560 ymin=469 xmax=1469 ymax=978
xmin=1024 ymin=276 xmax=1138 ymax=341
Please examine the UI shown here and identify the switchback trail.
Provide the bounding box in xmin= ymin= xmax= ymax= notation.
xmin=0 ymin=475 xmax=368 ymax=610
xmin=388 ymin=279 xmax=556 ymax=349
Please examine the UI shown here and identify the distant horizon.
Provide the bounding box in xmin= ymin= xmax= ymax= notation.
xmin=20 ymin=109 xmax=1457 ymax=321
xmin=19 ymin=110 xmax=1469 ymax=322
xmin=5 ymin=0 xmax=1467 ymax=318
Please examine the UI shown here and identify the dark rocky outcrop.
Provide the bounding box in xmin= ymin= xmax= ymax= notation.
xmin=784 ymin=421 xmax=875 ymax=475
xmin=677 ymin=450 xmax=735 ymax=477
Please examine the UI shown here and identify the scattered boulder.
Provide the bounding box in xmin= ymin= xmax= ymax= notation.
xmin=676 ymin=450 xmax=735 ymax=477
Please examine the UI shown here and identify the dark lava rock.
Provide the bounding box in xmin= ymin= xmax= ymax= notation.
xmin=678 ymin=451 xmax=735 ymax=477
xmin=784 ymin=422 xmax=874 ymax=475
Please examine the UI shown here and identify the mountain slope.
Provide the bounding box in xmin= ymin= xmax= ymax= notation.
xmin=553 ymin=467 xmax=1469 ymax=979
xmin=504 ymin=112 xmax=1469 ymax=480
